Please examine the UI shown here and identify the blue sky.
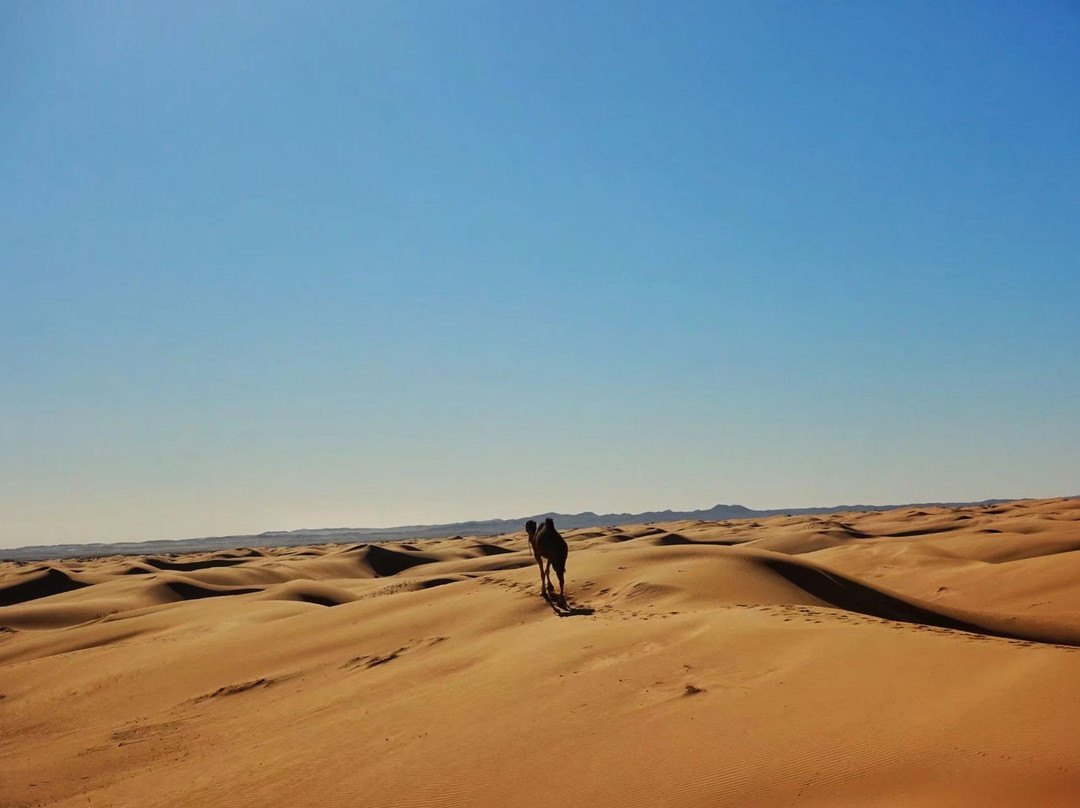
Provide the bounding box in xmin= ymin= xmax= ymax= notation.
xmin=3 ymin=1 xmax=1078 ymax=547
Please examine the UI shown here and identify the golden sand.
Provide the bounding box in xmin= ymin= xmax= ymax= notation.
xmin=3 ymin=497 xmax=1080 ymax=807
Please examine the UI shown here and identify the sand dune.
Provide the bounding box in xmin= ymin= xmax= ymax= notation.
xmin=2 ymin=498 xmax=1079 ymax=806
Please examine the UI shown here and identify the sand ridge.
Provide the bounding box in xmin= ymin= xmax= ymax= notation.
xmin=2 ymin=497 xmax=1080 ymax=806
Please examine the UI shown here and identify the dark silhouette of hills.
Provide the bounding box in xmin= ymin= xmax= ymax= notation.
xmin=0 ymin=498 xmax=1024 ymax=562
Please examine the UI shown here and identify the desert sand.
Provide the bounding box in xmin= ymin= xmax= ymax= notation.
xmin=2 ymin=497 xmax=1080 ymax=807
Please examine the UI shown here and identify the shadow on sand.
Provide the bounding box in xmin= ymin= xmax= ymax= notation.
xmin=545 ymin=594 xmax=594 ymax=617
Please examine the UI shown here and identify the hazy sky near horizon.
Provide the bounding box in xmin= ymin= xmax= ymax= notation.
xmin=3 ymin=2 xmax=1079 ymax=548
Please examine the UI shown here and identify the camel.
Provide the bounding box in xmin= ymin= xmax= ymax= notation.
xmin=525 ymin=517 xmax=568 ymax=604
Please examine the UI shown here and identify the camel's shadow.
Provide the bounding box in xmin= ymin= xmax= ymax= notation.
xmin=545 ymin=595 xmax=594 ymax=617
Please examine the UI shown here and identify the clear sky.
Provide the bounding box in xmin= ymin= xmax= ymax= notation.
xmin=3 ymin=2 xmax=1079 ymax=548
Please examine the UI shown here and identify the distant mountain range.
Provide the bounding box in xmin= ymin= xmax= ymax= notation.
xmin=1 ymin=498 xmax=1022 ymax=562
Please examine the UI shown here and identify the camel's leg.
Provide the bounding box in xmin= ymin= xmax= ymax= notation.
xmin=542 ymin=558 xmax=555 ymax=599
xmin=535 ymin=553 xmax=547 ymax=597
xmin=555 ymin=565 xmax=565 ymax=604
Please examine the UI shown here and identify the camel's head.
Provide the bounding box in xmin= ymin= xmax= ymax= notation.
xmin=525 ymin=519 xmax=537 ymax=538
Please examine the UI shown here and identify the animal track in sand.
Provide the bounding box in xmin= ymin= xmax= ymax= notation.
xmin=344 ymin=636 xmax=448 ymax=670
xmin=110 ymin=720 xmax=188 ymax=746
xmin=192 ymin=678 xmax=277 ymax=701
xmin=347 ymin=649 xmax=404 ymax=669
